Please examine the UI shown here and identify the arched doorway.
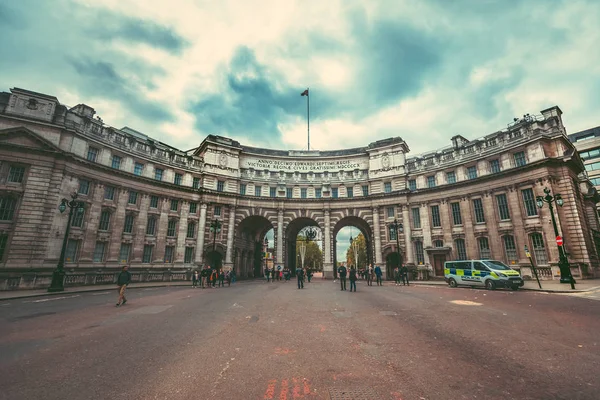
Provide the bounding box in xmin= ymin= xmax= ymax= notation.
xmin=332 ymin=216 xmax=373 ymax=279
xmin=285 ymin=217 xmax=322 ymax=275
xmin=236 ymin=216 xmax=274 ymax=279
xmin=205 ymin=247 xmax=224 ymax=269
xmin=384 ymin=249 xmax=402 ymax=280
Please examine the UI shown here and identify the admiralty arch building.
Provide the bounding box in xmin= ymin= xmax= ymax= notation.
xmin=1 ymin=87 xmax=600 ymax=289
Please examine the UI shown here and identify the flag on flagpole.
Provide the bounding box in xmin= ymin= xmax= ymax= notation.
xmin=301 ymin=89 xmax=309 ymax=96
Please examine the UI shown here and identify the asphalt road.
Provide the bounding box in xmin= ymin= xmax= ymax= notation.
xmin=1 ymin=279 xmax=599 ymax=400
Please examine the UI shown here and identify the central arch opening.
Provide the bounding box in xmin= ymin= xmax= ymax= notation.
xmin=285 ymin=217 xmax=322 ymax=276
xmin=235 ymin=216 xmax=274 ymax=279
xmin=333 ymin=216 xmax=372 ymax=278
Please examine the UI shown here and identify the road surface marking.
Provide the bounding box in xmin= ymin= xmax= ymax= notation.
xmin=449 ymin=300 xmax=482 ymax=306
xmin=264 ymin=379 xmax=277 ymax=399
xmin=91 ymin=292 xmax=111 ymax=296
xmin=23 ymin=295 xmax=80 ymax=303
xmin=1 ymin=303 xmax=10 ymax=306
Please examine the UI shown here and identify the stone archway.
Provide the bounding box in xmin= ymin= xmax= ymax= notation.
xmin=236 ymin=215 xmax=274 ymax=279
xmin=205 ymin=243 xmax=225 ymax=269
xmin=332 ymin=216 xmax=373 ymax=279
xmin=384 ymin=246 xmax=402 ymax=280
xmin=285 ymin=217 xmax=320 ymax=274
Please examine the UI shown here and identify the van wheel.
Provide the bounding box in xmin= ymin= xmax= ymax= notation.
xmin=485 ymin=280 xmax=495 ymax=290
xmin=510 ymin=285 xmax=519 ymax=291
xmin=448 ymin=278 xmax=457 ymax=288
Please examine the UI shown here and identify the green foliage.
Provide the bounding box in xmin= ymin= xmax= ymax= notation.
xmin=296 ymin=236 xmax=323 ymax=270
xmin=345 ymin=233 xmax=367 ymax=269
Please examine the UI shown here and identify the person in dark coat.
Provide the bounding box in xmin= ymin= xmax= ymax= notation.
xmin=116 ymin=265 xmax=132 ymax=307
xmin=400 ymin=265 xmax=410 ymax=286
xmin=337 ymin=264 xmax=347 ymax=291
xmin=296 ymin=266 xmax=304 ymax=289
xmin=374 ymin=265 xmax=383 ymax=286
xmin=349 ymin=267 xmax=358 ymax=292
xmin=192 ymin=270 xmax=199 ymax=288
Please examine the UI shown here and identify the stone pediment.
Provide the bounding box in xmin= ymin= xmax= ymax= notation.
xmin=0 ymin=126 xmax=61 ymax=153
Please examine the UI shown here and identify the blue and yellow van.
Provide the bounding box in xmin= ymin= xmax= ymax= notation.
xmin=444 ymin=260 xmax=524 ymax=290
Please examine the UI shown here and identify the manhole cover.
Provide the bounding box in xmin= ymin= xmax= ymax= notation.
xmin=328 ymin=387 xmax=381 ymax=400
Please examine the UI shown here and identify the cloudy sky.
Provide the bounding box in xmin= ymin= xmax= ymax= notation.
xmin=1 ymin=0 xmax=599 ymax=156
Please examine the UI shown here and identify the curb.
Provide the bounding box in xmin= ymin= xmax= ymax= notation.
xmin=408 ymin=281 xmax=599 ymax=294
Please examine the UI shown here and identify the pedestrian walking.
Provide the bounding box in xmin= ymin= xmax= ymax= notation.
xmin=296 ymin=266 xmax=304 ymax=289
xmin=337 ymin=264 xmax=347 ymax=291
xmin=367 ymin=264 xmax=374 ymax=286
xmin=192 ymin=270 xmax=199 ymax=288
xmin=394 ymin=267 xmax=400 ymax=285
xmin=374 ymin=265 xmax=383 ymax=286
xmin=231 ymin=268 xmax=237 ymax=283
xmin=401 ymin=265 xmax=410 ymax=286
xmin=211 ymin=268 xmax=218 ymax=287
xmin=218 ymin=268 xmax=225 ymax=287
xmin=116 ymin=265 xmax=131 ymax=307
xmin=265 ymin=266 xmax=270 ymax=282
xmin=284 ymin=267 xmax=291 ymax=281
xmin=349 ymin=266 xmax=357 ymax=292
xmin=307 ymin=268 xmax=313 ymax=283
xmin=201 ymin=266 xmax=209 ymax=288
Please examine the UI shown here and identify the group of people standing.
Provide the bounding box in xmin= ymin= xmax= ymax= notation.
xmin=191 ymin=266 xmax=236 ymax=288
xmin=265 ymin=266 xmax=314 ymax=289
xmin=336 ymin=264 xmax=410 ymax=292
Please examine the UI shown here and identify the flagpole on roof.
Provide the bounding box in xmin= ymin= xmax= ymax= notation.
xmin=301 ymin=88 xmax=310 ymax=150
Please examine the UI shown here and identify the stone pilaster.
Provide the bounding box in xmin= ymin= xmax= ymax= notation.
xmin=153 ymin=198 xmax=170 ymax=263
xmin=175 ymin=201 xmax=189 ymax=264
xmin=402 ymin=206 xmax=414 ymax=264
xmin=373 ymin=207 xmax=382 ymax=264
xmin=225 ymin=206 xmax=235 ymax=265
xmin=277 ymin=209 xmax=284 ymax=263
xmin=195 ymin=203 xmax=208 ymax=264
xmin=323 ymin=210 xmax=333 ymax=278
xmin=107 ymin=189 xmax=129 ymax=262
xmin=131 ymin=193 xmax=150 ymax=262
xmin=79 ymin=182 xmax=105 ymax=261
xmin=421 ymin=203 xmax=432 ymax=265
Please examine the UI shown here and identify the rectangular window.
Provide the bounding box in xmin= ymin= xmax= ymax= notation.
xmin=473 ymin=198 xmax=485 ymax=223
xmin=98 ymin=210 xmax=111 ymax=231
xmin=150 ymin=195 xmax=159 ymax=208
xmin=408 ymin=179 xmax=417 ymax=191
xmin=389 ymin=225 xmax=397 ymax=241
xmin=301 ymin=188 xmax=307 ymax=198
xmin=467 ymin=166 xmax=477 ymax=179
xmin=434 ymin=240 xmax=444 ymax=248
xmin=478 ymin=237 xmax=491 ymax=259
xmin=217 ymin=181 xmax=225 ymax=192
xmin=522 ymin=188 xmax=537 ymax=217
xmin=412 ymin=207 xmax=421 ymax=229
xmin=170 ymin=199 xmax=178 ymax=211
xmin=111 ymin=155 xmax=122 ymax=169
xmin=347 ymin=187 xmax=353 ymax=198
xmin=142 ymin=245 xmax=153 ymax=263
xmin=78 ymin=179 xmax=90 ymax=195
xmin=585 ymin=162 xmax=600 ymax=172
xmin=490 ymin=159 xmax=501 ymax=173
xmin=164 ymin=246 xmax=174 ymax=263
xmin=104 ymin=186 xmax=115 ymax=201
xmin=0 ymin=197 xmax=17 ymax=221
xmin=93 ymin=242 xmax=106 ymax=263
xmin=387 ymin=207 xmax=395 ymax=218
xmin=431 ymin=205 xmax=441 ymax=227
xmin=265 ymin=187 xmax=273 ymax=197
xmin=315 ymin=188 xmax=322 ymax=198
xmin=214 ymin=206 xmax=221 ymax=216
xmin=255 ymin=186 xmax=262 ymax=196
xmin=455 ymin=239 xmax=467 ymax=260
xmin=503 ymin=236 xmax=518 ymax=264
xmin=331 ymin=188 xmax=337 ymax=198
xmin=514 ymin=151 xmax=526 ymax=167
xmin=192 ymin=177 xmax=200 ymax=189
xmin=451 ymin=202 xmax=462 ymax=225
xmin=187 ymin=221 xmax=196 ymax=238
xmin=446 ymin=171 xmax=456 ymax=184
xmin=71 ymin=209 xmax=85 ymax=228
xmin=154 ymin=168 xmax=164 ymax=181
xmin=119 ymin=243 xmax=131 ymax=263
xmin=8 ymin=166 xmax=25 ymax=183
xmin=134 ymin=162 xmax=144 ymax=176
xmin=87 ymin=147 xmax=99 ymax=162
xmin=384 ymin=182 xmax=392 ymax=193
xmin=0 ymin=234 xmax=7 ymax=261
xmin=496 ymin=194 xmax=511 ymax=220
xmin=167 ymin=220 xmax=177 ymax=237
xmin=123 ymin=214 xmax=134 ymax=234
xmin=286 ymin=188 xmax=293 ymax=198
xmin=146 ymin=217 xmax=157 ymax=235
xmin=427 ymin=176 xmax=436 ymax=188
xmin=189 ymin=202 xmax=197 ymax=214
xmin=128 ymin=191 xmax=138 ymax=205
xmin=240 ymin=184 xmax=247 ymax=195
xmin=174 ymin=173 xmax=183 ymax=185
xmin=580 ymin=147 xmax=600 ymax=161
xmin=65 ymin=239 xmax=79 ymax=263
xmin=184 ymin=247 xmax=194 ymax=263
xmin=362 ymin=185 xmax=369 ymax=196
xmin=415 ymin=241 xmax=425 ymax=264
xmin=531 ymin=233 xmax=548 ymax=265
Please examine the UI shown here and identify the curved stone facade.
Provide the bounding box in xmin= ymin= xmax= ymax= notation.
xmin=1 ymin=87 xmax=599 ymax=287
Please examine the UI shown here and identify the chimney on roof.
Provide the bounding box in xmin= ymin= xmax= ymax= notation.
xmin=451 ymin=135 xmax=469 ymax=150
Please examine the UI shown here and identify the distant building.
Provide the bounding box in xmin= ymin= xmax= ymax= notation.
xmin=569 ymin=126 xmax=600 ymax=198
xmin=1 ymin=87 xmax=599 ymax=290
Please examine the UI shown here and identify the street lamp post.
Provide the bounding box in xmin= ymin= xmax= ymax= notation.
xmin=349 ymin=235 xmax=359 ymax=269
xmin=48 ymin=192 xmax=85 ymax=293
xmin=388 ymin=219 xmax=404 ymax=269
xmin=536 ymin=187 xmax=575 ymax=289
xmin=264 ymin=237 xmax=269 ymax=273
xmin=209 ymin=218 xmax=221 ymax=268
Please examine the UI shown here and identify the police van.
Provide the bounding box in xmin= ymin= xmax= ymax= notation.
xmin=444 ymin=260 xmax=524 ymax=290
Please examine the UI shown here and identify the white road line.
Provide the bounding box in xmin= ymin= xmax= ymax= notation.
xmin=1 ymin=303 xmax=10 ymax=306
xmin=22 ymin=295 xmax=80 ymax=303
xmin=90 ymin=292 xmax=111 ymax=296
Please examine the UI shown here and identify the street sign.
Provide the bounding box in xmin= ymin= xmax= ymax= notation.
xmin=556 ymin=236 xmax=563 ymax=246
xmin=524 ymin=245 xmax=531 ymax=258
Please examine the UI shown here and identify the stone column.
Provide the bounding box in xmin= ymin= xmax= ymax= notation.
xmin=402 ymin=206 xmax=414 ymax=264
xmin=323 ymin=210 xmax=333 ymax=278
xmin=107 ymin=189 xmax=129 ymax=262
xmin=195 ymin=203 xmax=208 ymax=264
xmin=175 ymin=201 xmax=189 ymax=265
xmin=225 ymin=206 xmax=235 ymax=266
xmin=153 ymin=199 xmax=170 ymax=263
xmin=373 ymin=207 xmax=383 ymax=264
xmin=79 ymin=183 xmax=105 ymax=261
xmin=421 ymin=204 xmax=432 ymax=265
xmin=277 ymin=209 xmax=284 ymax=263
xmin=131 ymin=194 xmax=150 ymax=263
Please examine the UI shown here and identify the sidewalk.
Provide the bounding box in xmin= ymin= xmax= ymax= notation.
xmin=408 ymin=279 xmax=600 ymax=293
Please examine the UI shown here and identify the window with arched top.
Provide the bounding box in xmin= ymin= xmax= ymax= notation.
xmin=455 ymin=239 xmax=467 ymax=260
xmin=478 ymin=237 xmax=491 ymax=259
xmin=502 ymin=235 xmax=518 ymax=265
xmin=530 ymin=233 xmax=548 ymax=265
